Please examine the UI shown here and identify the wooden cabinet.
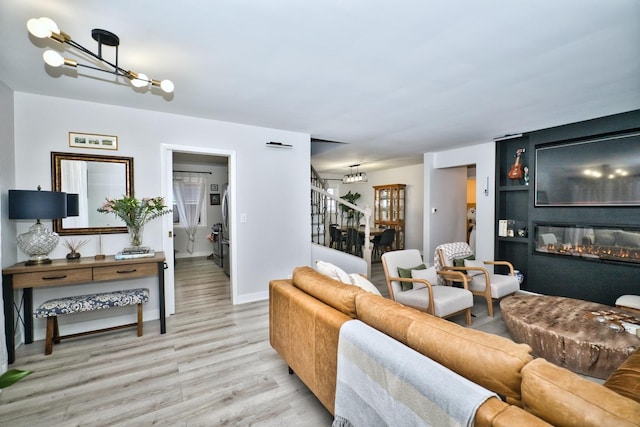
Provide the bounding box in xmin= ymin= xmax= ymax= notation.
xmin=373 ymin=184 xmax=406 ymax=250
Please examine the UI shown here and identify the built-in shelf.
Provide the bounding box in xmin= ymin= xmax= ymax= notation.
xmin=498 ymin=185 xmax=530 ymax=192
xmin=498 ymin=237 xmax=528 ymax=243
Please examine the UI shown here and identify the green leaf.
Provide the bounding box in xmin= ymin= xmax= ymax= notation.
xmin=0 ymin=369 xmax=32 ymax=389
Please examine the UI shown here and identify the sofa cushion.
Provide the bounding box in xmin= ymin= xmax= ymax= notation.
xmin=463 ymin=259 xmax=485 ymax=276
xmin=521 ymin=358 xmax=640 ymax=427
xmin=410 ymin=266 xmax=438 ymax=285
xmin=397 ymin=263 xmax=426 ymax=291
xmin=355 ymin=292 xmax=533 ymax=404
xmin=292 ymin=266 xmax=361 ymax=318
xmin=604 ymin=347 xmax=640 ymax=403
xmin=348 ymin=273 xmax=382 ymax=296
xmin=315 ymin=260 xmax=351 ymax=284
xmin=453 ymin=255 xmax=475 ymax=267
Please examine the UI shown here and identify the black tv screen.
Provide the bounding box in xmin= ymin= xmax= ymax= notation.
xmin=535 ymin=130 xmax=640 ymax=206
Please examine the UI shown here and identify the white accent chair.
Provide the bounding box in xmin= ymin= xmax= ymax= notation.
xmin=435 ymin=242 xmax=519 ymax=317
xmin=382 ymin=249 xmax=473 ymax=325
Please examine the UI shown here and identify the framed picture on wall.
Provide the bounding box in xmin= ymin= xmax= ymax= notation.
xmin=210 ymin=193 xmax=221 ymax=205
xmin=69 ymin=132 xmax=118 ymax=150
xmin=210 ymin=184 xmax=218 ymax=191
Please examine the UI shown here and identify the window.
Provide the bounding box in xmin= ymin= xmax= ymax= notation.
xmin=173 ymin=177 xmax=207 ymax=227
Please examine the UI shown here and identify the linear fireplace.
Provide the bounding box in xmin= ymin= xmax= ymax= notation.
xmin=534 ymin=223 xmax=640 ymax=265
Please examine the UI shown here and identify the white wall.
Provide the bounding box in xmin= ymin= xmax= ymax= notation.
xmin=12 ymin=92 xmax=311 ymax=341
xmin=0 ymin=80 xmax=16 ymax=372
xmin=424 ymin=141 xmax=495 ymax=263
xmin=172 ymin=162 xmax=228 ymax=259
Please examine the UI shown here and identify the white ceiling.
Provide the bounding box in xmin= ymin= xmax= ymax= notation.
xmin=1 ymin=1 xmax=639 ymax=174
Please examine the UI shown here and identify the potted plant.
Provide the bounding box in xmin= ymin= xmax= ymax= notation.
xmin=340 ymin=191 xmax=362 ymax=226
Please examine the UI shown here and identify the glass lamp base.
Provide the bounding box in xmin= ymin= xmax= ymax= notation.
xmin=16 ymin=221 xmax=59 ymax=265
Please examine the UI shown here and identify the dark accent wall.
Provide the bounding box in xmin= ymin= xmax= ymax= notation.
xmin=498 ymin=109 xmax=640 ymax=306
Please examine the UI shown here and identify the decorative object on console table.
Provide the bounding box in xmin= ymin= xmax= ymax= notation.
xmin=97 ymin=195 xmax=171 ymax=248
xmin=63 ymin=238 xmax=88 ymax=261
xmin=507 ymin=148 xmax=526 ymax=181
xmin=8 ymin=187 xmax=78 ymax=265
xmin=115 ymin=246 xmax=155 ymax=260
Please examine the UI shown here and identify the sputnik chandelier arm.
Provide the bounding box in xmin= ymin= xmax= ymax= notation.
xmin=27 ymin=17 xmax=174 ymax=93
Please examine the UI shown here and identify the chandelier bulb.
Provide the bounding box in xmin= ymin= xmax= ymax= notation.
xmin=43 ymin=50 xmax=64 ymax=67
xmin=27 ymin=17 xmax=60 ymax=39
xmin=130 ymin=72 xmax=150 ymax=88
xmin=160 ymin=79 xmax=174 ymax=93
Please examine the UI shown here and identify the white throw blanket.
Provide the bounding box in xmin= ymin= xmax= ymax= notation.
xmin=333 ymin=320 xmax=497 ymax=427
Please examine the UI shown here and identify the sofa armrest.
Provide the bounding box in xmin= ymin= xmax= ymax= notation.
xmin=604 ymin=347 xmax=640 ymax=403
xmin=521 ymin=358 xmax=640 ymax=427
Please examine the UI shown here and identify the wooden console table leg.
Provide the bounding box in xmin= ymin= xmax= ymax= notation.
xmin=2 ymin=273 xmax=15 ymax=364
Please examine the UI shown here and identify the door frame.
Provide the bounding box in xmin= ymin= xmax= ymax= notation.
xmin=161 ymin=144 xmax=237 ymax=315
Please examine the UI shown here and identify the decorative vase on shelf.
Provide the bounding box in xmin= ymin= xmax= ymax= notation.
xmin=97 ymin=195 xmax=171 ymax=249
xmin=514 ymin=270 xmax=524 ymax=285
xmin=127 ymin=224 xmax=144 ymax=247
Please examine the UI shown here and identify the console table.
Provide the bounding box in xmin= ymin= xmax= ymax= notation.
xmin=2 ymin=252 xmax=166 ymax=364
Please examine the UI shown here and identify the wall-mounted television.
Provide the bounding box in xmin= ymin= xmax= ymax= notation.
xmin=535 ymin=130 xmax=640 ymax=206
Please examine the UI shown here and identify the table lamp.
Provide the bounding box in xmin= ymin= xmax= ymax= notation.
xmin=8 ymin=187 xmax=78 ymax=265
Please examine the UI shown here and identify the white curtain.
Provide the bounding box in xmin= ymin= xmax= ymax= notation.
xmin=61 ymin=160 xmax=89 ymax=228
xmin=173 ymin=175 xmax=207 ymax=254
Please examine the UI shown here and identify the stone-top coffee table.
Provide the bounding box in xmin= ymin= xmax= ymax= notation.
xmin=500 ymin=294 xmax=639 ymax=379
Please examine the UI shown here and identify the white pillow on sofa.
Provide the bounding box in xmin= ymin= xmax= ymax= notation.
xmin=348 ymin=273 xmax=382 ymax=296
xmin=315 ymin=260 xmax=351 ymax=284
xmin=463 ymin=259 xmax=486 ymax=276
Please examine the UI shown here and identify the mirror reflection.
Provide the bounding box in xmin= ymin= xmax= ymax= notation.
xmin=52 ymin=152 xmax=134 ymax=235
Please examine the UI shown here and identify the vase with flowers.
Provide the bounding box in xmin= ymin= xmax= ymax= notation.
xmin=97 ymin=195 xmax=171 ymax=247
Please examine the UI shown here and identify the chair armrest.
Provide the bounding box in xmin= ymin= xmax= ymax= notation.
xmin=442 ymin=265 xmax=469 ymax=272
xmin=388 ymin=276 xmax=436 ymax=314
xmin=483 ymin=260 xmax=514 ymax=274
xmin=388 ymin=276 xmax=434 ymax=289
xmin=436 ymin=270 xmax=469 ymax=290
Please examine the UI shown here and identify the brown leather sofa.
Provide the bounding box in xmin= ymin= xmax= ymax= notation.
xmin=269 ymin=266 xmax=640 ymax=427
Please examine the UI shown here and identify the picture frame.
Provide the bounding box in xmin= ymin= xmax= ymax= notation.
xmin=210 ymin=193 xmax=221 ymax=205
xmin=69 ymin=132 xmax=118 ymax=150
xmin=210 ymin=184 xmax=218 ymax=191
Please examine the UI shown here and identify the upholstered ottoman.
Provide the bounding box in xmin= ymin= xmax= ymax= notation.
xmin=500 ymin=294 xmax=639 ymax=379
xmin=35 ymin=288 xmax=149 ymax=355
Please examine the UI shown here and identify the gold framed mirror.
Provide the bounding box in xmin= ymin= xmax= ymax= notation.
xmin=51 ymin=151 xmax=134 ymax=235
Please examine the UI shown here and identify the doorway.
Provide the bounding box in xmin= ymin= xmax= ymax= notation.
xmin=161 ymin=144 xmax=237 ymax=316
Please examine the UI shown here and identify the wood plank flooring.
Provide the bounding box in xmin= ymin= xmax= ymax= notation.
xmin=1 ymin=257 xmax=332 ymax=426
xmin=0 ymin=257 xmax=511 ymax=426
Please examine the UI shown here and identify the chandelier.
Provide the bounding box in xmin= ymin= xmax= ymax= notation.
xmin=343 ymin=164 xmax=368 ymax=184
xmin=27 ymin=17 xmax=174 ymax=93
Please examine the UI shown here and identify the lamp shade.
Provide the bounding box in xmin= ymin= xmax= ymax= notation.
xmin=66 ymin=193 xmax=80 ymax=217
xmin=9 ymin=190 xmax=68 ymax=219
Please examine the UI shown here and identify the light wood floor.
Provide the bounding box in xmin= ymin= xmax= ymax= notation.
xmin=0 ymin=257 xmax=510 ymax=426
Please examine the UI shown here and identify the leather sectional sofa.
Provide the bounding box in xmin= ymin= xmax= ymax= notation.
xmin=269 ymin=266 xmax=640 ymax=427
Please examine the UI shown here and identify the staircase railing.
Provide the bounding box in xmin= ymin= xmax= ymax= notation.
xmin=311 ymin=184 xmax=372 ymax=277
